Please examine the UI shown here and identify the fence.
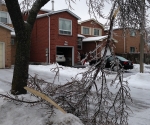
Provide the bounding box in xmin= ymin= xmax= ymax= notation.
xmin=116 ymin=53 xmax=150 ymax=64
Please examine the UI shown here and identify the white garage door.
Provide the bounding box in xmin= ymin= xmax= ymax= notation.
xmin=0 ymin=43 xmax=3 ymax=68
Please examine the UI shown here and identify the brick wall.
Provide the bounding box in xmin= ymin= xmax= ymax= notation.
xmin=110 ymin=29 xmax=141 ymax=54
xmin=0 ymin=4 xmax=7 ymax=11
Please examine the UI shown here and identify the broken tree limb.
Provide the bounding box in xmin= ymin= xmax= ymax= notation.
xmin=24 ymin=86 xmax=67 ymax=114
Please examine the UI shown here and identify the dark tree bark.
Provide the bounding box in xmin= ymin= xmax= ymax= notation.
xmin=4 ymin=0 xmax=50 ymax=95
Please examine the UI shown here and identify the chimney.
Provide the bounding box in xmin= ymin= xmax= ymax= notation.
xmin=52 ymin=0 xmax=54 ymax=11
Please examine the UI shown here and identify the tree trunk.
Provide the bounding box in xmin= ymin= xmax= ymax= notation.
xmin=4 ymin=0 xmax=51 ymax=95
xmin=5 ymin=0 xmax=32 ymax=95
xmin=11 ymin=26 xmax=31 ymax=95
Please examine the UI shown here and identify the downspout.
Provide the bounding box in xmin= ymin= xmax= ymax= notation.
xmin=47 ymin=14 xmax=50 ymax=64
xmin=123 ymin=29 xmax=126 ymax=53
xmin=95 ymin=41 xmax=97 ymax=58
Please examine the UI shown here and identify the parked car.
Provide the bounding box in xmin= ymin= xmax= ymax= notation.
xmin=56 ymin=51 xmax=66 ymax=62
xmin=106 ymin=56 xmax=133 ymax=70
xmin=89 ymin=56 xmax=133 ymax=70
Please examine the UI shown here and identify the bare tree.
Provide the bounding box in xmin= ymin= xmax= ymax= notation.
xmin=1 ymin=0 xmax=150 ymax=125
xmin=3 ymin=0 xmax=51 ymax=95
xmin=4 ymin=0 xmax=149 ymax=95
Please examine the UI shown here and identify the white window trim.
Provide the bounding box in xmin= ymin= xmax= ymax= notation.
xmin=59 ymin=18 xmax=72 ymax=35
xmin=0 ymin=11 xmax=12 ymax=24
xmin=93 ymin=28 xmax=102 ymax=36
xmin=81 ymin=26 xmax=91 ymax=35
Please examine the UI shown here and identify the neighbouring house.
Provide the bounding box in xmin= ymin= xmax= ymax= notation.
xmin=24 ymin=9 xmax=81 ymax=66
xmin=0 ymin=3 xmax=16 ymax=68
xmin=77 ymin=19 xmax=117 ymax=60
xmin=106 ymin=28 xmax=141 ymax=54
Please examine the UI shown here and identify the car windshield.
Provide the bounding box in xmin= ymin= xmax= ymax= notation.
xmin=117 ymin=56 xmax=128 ymax=61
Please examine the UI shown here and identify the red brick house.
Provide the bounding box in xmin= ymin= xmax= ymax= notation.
xmin=0 ymin=3 xmax=16 ymax=68
xmin=77 ymin=19 xmax=117 ymax=59
xmin=29 ymin=9 xmax=81 ymax=66
xmin=110 ymin=28 xmax=141 ymax=54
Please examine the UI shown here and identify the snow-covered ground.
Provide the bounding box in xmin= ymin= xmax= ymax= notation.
xmin=0 ymin=64 xmax=150 ymax=125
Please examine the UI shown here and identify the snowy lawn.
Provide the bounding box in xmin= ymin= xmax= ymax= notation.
xmin=0 ymin=63 xmax=150 ymax=125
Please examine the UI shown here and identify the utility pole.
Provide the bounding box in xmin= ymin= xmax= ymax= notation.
xmin=140 ymin=1 xmax=145 ymax=73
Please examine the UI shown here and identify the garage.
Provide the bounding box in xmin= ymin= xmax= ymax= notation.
xmin=0 ymin=42 xmax=4 ymax=68
xmin=56 ymin=46 xmax=74 ymax=66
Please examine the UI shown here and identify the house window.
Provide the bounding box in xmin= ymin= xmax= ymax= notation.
xmin=130 ymin=29 xmax=136 ymax=36
xmin=59 ymin=18 xmax=72 ymax=35
xmin=130 ymin=47 xmax=135 ymax=53
xmin=94 ymin=29 xmax=99 ymax=36
xmin=11 ymin=38 xmax=14 ymax=45
xmin=77 ymin=37 xmax=82 ymax=50
xmin=83 ymin=27 xmax=90 ymax=35
xmin=0 ymin=11 xmax=7 ymax=23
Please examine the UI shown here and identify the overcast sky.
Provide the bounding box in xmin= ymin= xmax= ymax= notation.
xmin=42 ymin=0 xmax=111 ymax=25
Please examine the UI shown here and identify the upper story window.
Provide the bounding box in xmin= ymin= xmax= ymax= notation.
xmin=93 ymin=28 xmax=102 ymax=36
xmin=130 ymin=29 xmax=136 ymax=36
xmin=94 ymin=29 xmax=99 ymax=36
xmin=59 ymin=18 xmax=72 ymax=35
xmin=83 ymin=27 xmax=90 ymax=35
xmin=0 ymin=11 xmax=7 ymax=23
xmin=0 ymin=11 xmax=11 ymax=24
xmin=130 ymin=47 xmax=135 ymax=53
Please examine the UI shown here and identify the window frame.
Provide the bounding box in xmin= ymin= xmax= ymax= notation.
xmin=77 ymin=37 xmax=82 ymax=50
xmin=130 ymin=47 xmax=135 ymax=53
xmin=130 ymin=29 xmax=136 ymax=37
xmin=93 ymin=28 xmax=102 ymax=36
xmin=11 ymin=38 xmax=15 ymax=45
xmin=83 ymin=27 xmax=90 ymax=35
xmin=81 ymin=26 xmax=91 ymax=35
xmin=0 ymin=11 xmax=7 ymax=23
xmin=59 ymin=18 xmax=72 ymax=36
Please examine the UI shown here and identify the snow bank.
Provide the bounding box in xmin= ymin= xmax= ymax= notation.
xmin=125 ymin=73 xmax=150 ymax=90
xmin=49 ymin=109 xmax=84 ymax=125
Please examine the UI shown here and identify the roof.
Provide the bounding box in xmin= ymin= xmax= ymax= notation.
xmin=82 ymin=35 xmax=108 ymax=42
xmin=40 ymin=8 xmax=51 ymax=12
xmin=78 ymin=34 xmax=85 ymax=38
xmin=0 ymin=22 xmax=14 ymax=31
xmin=104 ymin=27 xmax=140 ymax=31
xmin=0 ymin=22 xmax=15 ymax=36
xmin=104 ymin=26 xmax=122 ymax=31
xmin=37 ymin=9 xmax=81 ymax=20
xmin=82 ymin=35 xmax=118 ymax=43
xmin=78 ymin=18 xmax=104 ymax=28
xmin=22 ymin=8 xmax=51 ymax=14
